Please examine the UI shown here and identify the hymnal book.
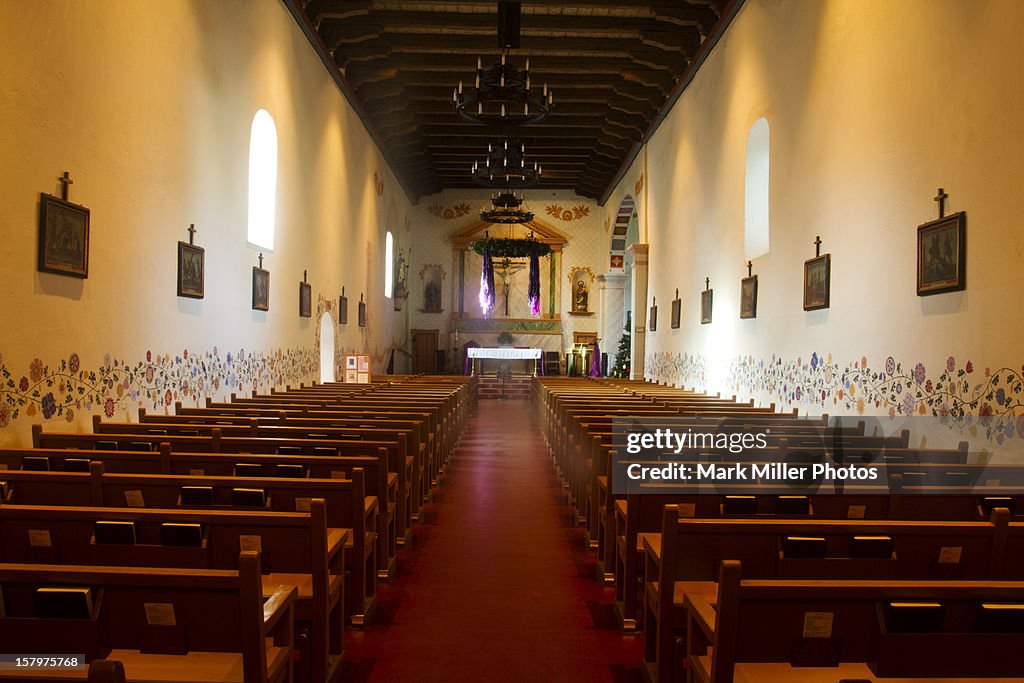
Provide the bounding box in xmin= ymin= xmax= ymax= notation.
xmin=95 ymin=441 xmax=119 ymax=451
xmin=276 ymin=464 xmax=305 ymax=478
xmin=234 ymin=463 xmax=263 ymax=477
xmin=722 ymin=495 xmax=757 ymax=515
xmin=63 ymin=458 xmax=91 ymax=472
xmin=781 ymin=536 xmax=827 ymax=559
xmin=231 ymin=488 xmax=266 ymax=508
xmin=22 ymin=456 xmax=50 ymax=471
xmin=34 ymin=587 xmax=94 ymax=619
xmin=775 ymin=495 xmax=810 ymax=515
xmin=0 ymin=481 xmax=9 ymax=499
xmin=179 ymin=486 xmax=214 ymax=506
xmin=884 ymin=601 xmax=944 ymax=633
xmin=277 ymin=446 xmax=303 ymax=455
xmin=160 ymin=523 xmax=203 ymax=547
xmin=974 ymin=603 xmax=1024 ymax=633
xmin=850 ymin=535 xmax=894 ymax=559
xmin=980 ymin=496 xmax=1015 ymax=515
xmin=94 ymin=520 xmax=137 ymax=545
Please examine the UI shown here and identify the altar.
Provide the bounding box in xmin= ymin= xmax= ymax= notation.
xmin=468 ymin=347 xmax=543 ymax=376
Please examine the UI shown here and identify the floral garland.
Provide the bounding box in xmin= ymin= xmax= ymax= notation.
xmin=469 ymin=238 xmax=552 ymax=258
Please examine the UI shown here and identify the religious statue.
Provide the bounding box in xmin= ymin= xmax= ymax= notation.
xmin=573 ymin=279 xmax=589 ymax=312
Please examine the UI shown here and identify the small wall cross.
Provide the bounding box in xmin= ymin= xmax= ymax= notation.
xmin=746 ymin=261 xmax=753 ymax=277
xmin=187 ymin=224 xmax=197 ymax=245
xmin=705 ymin=277 xmax=710 ymax=291
xmin=814 ymin=235 xmax=822 ymax=257
xmin=934 ymin=187 xmax=949 ymax=218
xmin=258 ymin=253 xmax=264 ymax=269
xmin=57 ymin=171 xmax=73 ymax=201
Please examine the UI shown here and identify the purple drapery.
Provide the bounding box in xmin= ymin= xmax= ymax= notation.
xmin=589 ymin=341 xmax=602 ymax=378
xmin=479 ymin=250 xmax=495 ymax=317
xmin=527 ymin=251 xmax=541 ymax=317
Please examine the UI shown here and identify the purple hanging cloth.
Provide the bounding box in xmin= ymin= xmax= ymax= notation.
xmin=589 ymin=340 xmax=602 ymax=378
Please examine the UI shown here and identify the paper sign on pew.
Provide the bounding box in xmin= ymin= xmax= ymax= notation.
xmin=144 ymin=603 xmax=176 ymax=626
xmin=125 ymin=490 xmax=145 ymax=507
xmin=295 ymin=497 xmax=313 ymax=512
xmin=939 ymin=546 xmax=963 ymax=564
xmin=239 ymin=535 xmax=262 ymax=553
xmin=802 ymin=612 xmax=834 ymax=639
xmin=28 ymin=530 xmax=52 ymax=547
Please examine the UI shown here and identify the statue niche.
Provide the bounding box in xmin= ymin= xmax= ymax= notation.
xmin=568 ymin=267 xmax=594 ymax=316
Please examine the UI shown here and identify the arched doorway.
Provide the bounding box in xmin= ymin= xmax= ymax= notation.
xmin=599 ymin=196 xmax=638 ymax=373
xmin=319 ymin=312 xmax=335 ymax=383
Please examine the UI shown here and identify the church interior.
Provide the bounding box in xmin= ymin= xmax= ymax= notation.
xmin=2 ymin=0 xmax=1024 ymax=681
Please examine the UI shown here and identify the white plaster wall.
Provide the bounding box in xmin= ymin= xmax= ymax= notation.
xmin=606 ymin=0 xmax=1024 ymax=454
xmin=0 ymin=0 xmax=412 ymax=445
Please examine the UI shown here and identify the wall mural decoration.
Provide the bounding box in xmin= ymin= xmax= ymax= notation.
xmin=427 ymin=202 xmax=472 ymax=220
xmin=545 ymin=204 xmax=590 ymax=222
xmin=646 ymin=350 xmax=1024 ymax=445
xmin=0 ymin=346 xmax=319 ymax=430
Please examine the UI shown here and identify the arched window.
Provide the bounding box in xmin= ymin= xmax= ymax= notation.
xmin=384 ymin=231 xmax=394 ymax=299
xmin=247 ymin=109 xmax=278 ymax=250
xmin=744 ymin=117 xmax=770 ymax=260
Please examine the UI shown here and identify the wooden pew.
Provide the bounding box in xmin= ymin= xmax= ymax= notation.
xmin=0 ymin=501 xmax=346 ymax=683
xmin=644 ymin=504 xmax=1023 ymax=683
xmin=685 ymin=561 xmax=1024 ymax=683
xmin=0 ymin=552 xmax=296 ymax=683
xmin=0 ymin=466 xmax=377 ymax=627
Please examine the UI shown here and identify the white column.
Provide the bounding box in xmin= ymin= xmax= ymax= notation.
xmin=597 ymin=274 xmax=627 ymax=362
xmin=628 ymin=244 xmax=649 ymax=380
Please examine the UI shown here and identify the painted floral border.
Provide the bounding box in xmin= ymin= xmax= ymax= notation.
xmin=0 ymin=346 xmax=318 ymax=429
xmin=644 ymin=350 xmax=1024 ymax=444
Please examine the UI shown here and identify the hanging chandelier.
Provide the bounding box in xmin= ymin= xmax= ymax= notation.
xmin=471 ymin=140 xmax=541 ymax=189
xmin=481 ymin=190 xmax=533 ymax=225
xmin=453 ymin=51 xmax=553 ymax=126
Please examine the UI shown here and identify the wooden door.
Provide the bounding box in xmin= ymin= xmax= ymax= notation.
xmin=411 ymin=329 xmax=438 ymax=374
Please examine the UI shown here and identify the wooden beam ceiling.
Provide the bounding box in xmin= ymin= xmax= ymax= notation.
xmin=289 ymin=0 xmax=733 ymax=202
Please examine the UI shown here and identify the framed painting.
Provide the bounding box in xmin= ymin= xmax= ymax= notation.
xmin=917 ymin=211 xmax=966 ymax=296
xmin=649 ymin=299 xmax=657 ymax=332
xmin=803 ymin=254 xmax=831 ymax=310
xmin=176 ymin=242 xmax=204 ymax=299
xmin=740 ymin=275 xmax=758 ymax=319
xmin=358 ymin=298 xmax=367 ymax=327
xmin=700 ymin=289 xmax=713 ymax=324
xmin=252 ymin=267 xmax=270 ymax=311
xmin=338 ymin=293 xmax=348 ymax=324
xmin=670 ymin=294 xmax=681 ymax=329
xmin=299 ymin=282 xmax=312 ymax=318
xmin=38 ymin=193 xmax=90 ymax=278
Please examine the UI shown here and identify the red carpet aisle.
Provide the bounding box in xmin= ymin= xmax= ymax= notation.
xmin=342 ymin=399 xmax=642 ymax=682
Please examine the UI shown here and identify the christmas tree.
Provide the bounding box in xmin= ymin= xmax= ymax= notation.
xmin=612 ymin=315 xmax=631 ymax=378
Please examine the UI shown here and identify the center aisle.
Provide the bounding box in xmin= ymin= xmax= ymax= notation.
xmin=343 ymin=398 xmax=642 ymax=682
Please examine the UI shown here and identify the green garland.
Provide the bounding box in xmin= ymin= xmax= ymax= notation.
xmin=469 ymin=238 xmax=552 ymax=258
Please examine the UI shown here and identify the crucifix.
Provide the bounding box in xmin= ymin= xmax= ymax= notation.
xmin=705 ymin=277 xmax=710 ymax=291
xmin=675 ymin=288 xmax=679 ymax=300
xmin=814 ymin=235 xmax=822 ymax=257
xmin=57 ymin=171 xmax=73 ymax=201
xmin=187 ymin=224 xmax=197 ymax=245
xmin=746 ymin=261 xmax=753 ymax=277
xmin=934 ymin=187 xmax=949 ymax=218
xmin=258 ymin=253 xmax=264 ymax=269
xmin=303 ymin=270 xmax=308 ymax=284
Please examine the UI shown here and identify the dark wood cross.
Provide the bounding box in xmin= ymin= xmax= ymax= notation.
xmin=934 ymin=187 xmax=948 ymax=218
xmin=187 ymin=224 xmax=196 ymax=245
xmin=746 ymin=261 xmax=753 ymax=277
xmin=303 ymin=270 xmax=307 ymax=283
xmin=652 ymin=297 xmax=656 ymax=306
xmin=674 ymin=288 xmax=679 ymax=300
xmin=57 ymin=171 xmax=73 ymax=201
xmin=814 ymin=235 xmax=822 ymax=257
xmin=258 ymin=253 xmax=264 ymax=269
xmin=341 ymin=286 xmax=345 ymax=296
xmin=360 ymin=293 xmax=364 ymax=302
xmin=705 ymin=277 xmax=710 ymax=291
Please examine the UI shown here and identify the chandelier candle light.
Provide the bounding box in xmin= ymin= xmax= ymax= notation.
xmin=453 ymin=51 xmax=552 ymax=127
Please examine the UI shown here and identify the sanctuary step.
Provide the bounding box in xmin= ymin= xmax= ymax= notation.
xmin=476 ymin=375 xmax=532 ymax=400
